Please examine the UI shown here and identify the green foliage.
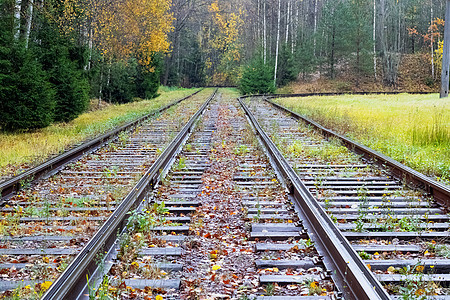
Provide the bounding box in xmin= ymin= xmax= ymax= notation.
xmin=135 ymin=56 xmax=161 ymax=99
xmin=35 ymin=19 xmax=90 ymax=123
xmin=318 ymin=0 xmax=373 ymax=79
xmin=103 ymin=57 xmax=161 ymax=103
xmin=0 ymin=30 xmax=55 ymax=130
xmin=104 ymin=61 xmax=137 ymax=103
xmin=0 ymin=0 xmax=90 ymax=130
xmin=294 ymin=40 xmax=317 ymax=80
xmin=0 ymin=53 xmax=55 ymax=131
xmin=240 ymin=56 xmax=275 ymax=95
xmin=277 ymin=43 xmax=296 ymax=87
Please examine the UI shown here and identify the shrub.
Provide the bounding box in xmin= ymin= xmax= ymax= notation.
xmin=239 ymin=57 xmax=275 ymax=95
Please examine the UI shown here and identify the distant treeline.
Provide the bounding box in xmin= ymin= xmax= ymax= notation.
xmin=164 ymin=0 xmax=446 ymax=94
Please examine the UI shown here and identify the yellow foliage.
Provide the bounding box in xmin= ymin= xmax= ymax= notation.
xmin=41 ymin=281 xmax=53 ymax=291
xmin=207 ymin=0 xmax=244 ymax=84
xmin=54 ymin=0 xmax=173 ymax=69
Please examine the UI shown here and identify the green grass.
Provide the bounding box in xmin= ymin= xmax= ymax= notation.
xmin=0 ymin=87 xmax=200 ymax=178
xmin=274 ymin=93 xmax=450 ymax=182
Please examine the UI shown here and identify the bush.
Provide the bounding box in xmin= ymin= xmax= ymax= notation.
xmin=239 ymin=57 xmax=275 ymax=95
xmin=103 ymin=57 xmax=161 ymax=103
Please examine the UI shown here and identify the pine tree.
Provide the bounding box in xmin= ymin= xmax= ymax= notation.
xmin=277 ymin=43 xmax=297 ymax=87
xmin=0 ymin=0 xmax=55 ymax=131
xmin=295 ymin=40 xmax=317 ymax=80
xmin=136 ymin=55 xmax=162 ymax=99
xmin=240 ymin=56 xmax=275 ymax=95
xmin=104 ymin=61 xmax=137 ymax=104
xmin=34 ymin=13 xmax=89 ymax=123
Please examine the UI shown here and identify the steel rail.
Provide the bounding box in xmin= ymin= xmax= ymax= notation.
xmin=262 ymin=97 xmax=450 ymax=207
xmin=242 ymin=91 xmax=433 ymax=99
xmin=239 ymin=97 xmax=390 ymax=300
xmin=42 ymin=89 xmax=217 ymax=300
xmin=0 ymin=89 xmax=203 ymax=200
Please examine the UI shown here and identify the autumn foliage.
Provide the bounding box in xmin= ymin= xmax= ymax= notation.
xmin=0 ymin=0 xmax=174 ymax=130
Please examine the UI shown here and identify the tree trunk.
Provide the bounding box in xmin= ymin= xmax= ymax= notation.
xmin=24 ymin=0 xmax=33 ymax=48
xmin=373 ymin=0 xmax=377 ymax=80
xmin=330 ymin=26 xmax=336 ymax=79
xmin=313 ymin=0 xmax=318 ymax=57
xmin=379 ymin=0 xmax=400 ymax=86
xmin=88 ymin=28 xmax=93 ymax=70
xmin=285 ymin=0 xmax=290 ymax=44
xmin=263 ymin=0 xmax=267 ymax=64
xmin=431 ymin=0 xmax=435 ymax=79
xmin=98 ymin=65 xmax=104 ymax=107
xmin=14 ymin=0 xmax=22 ymax=40
xmin=440 ymin=0 xmax=450 ymax=98
xmin=274 ymin=0 xmax=281 ymax=85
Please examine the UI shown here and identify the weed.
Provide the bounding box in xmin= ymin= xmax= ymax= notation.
xmin=305 ymin=278 xmax=322 ymax=295
xmin=358 ymin=251 xmax=371 ymax=260
xmin=287 ymin=141 xmax=304 ymax=157
xmin=264 ymin=283 xmax=275 ymax=296
xmin=173 ymin=157 xmax=187 ymax=171
xmin=435 ymin=244 xmax=450 ymax=258
xmin=234 ymin=145 xmax=249 ymax=156
xmin=103 ymin=166 xmax=119 ymax=178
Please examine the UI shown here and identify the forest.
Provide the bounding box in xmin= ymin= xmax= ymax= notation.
xmin=0 ymin=0 xmax=448 ymax=130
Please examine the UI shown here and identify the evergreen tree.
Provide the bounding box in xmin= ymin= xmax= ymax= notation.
xmin=240 ymin=56 xmax=275 ymax=95
xmin=104 ymin=61 xmax=137 ymax=103
xmin=277 ymin=43 xmax=297 ymax=87
xmin=136 ymin=55 xmax=162 ymax=99
xmin=319 ymin=1 xmax=353 ymax=79
xmin=295 ymin=39 xmax=317 ymax=80
xmin=0 ymin=0 xmax=55 ymax=131
xmin=34 ymin=12 xmax=89 ymax=123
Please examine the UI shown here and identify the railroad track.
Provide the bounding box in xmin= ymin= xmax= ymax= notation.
xmin=42 ymin=89 xmax=394 ymax=300
xmin=50 ymin=91 xmax=343 ymax=299
xmin=243 ymin=96 xmax=450 ymax=299
xmin=1 ymin=89 xmax=448 ymax=299
xmin=0 ymin=89 xmax=215 ymax=298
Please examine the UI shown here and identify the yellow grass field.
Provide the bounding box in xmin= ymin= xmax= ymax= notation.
xmin=0 ymin=87 xmax=200 ymax=179
xmin=274 ymin=93 xmax=450 ymax=183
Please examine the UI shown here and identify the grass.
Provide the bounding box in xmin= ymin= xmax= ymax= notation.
xmin=273 ymin=93 xmax=450 ymax=183
xmin=0 ymin=87 xmax=200 ymax=179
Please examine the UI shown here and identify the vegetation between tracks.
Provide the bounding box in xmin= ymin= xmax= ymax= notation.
xmin=273 ymin=94 xmax=450 ymax=183
xmin=0 ymin=87 xmax=200 ymax=180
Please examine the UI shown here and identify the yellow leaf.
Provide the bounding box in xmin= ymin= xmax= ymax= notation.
xmin=156 ymin=296 xmax=163 ymax=300
xmin=212 ymin=265 xmax=221 ymax=271
xmin=387 ymin=266 xmax=396 ymax=273
xmin=41 ymin=281 xmax=53 ymax=291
